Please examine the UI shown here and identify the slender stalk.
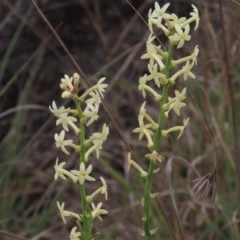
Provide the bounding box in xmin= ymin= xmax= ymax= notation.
xmin=75 ymin=100 xmax=92 ymax=240
xmin=143 ymin=43 xmax=173 ymax=240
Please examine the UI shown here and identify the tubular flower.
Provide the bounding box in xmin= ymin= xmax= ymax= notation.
xmin=79 ymin=77 xmax=108 ymax=101
xmin=170 ymin=61 xmax=195 ymax=84
xmin=171 ymin=45 xmax=199 ymax=67
xmin=179 ymin=4 xmax=200 ymax=30
xmin=138 ymin=74 xmax=162 ymax=101
xmin=57 ymin=202 xmax=81 ymax=224
xmin=128 ymin=152 xmax=148 ymax=178
xmin=86 ymin=176 xmax=108 ymax=203
xmin=54 ymin=158 xmax=78 ymax=183
xmin=162 ymin=118 xmax=190 ymax=139
xmin=138 ymin=102 xmax=158 ymax=129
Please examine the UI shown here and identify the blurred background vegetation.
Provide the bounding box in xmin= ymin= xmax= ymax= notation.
xmin=0 ymin=0 xmax=240 ymax=239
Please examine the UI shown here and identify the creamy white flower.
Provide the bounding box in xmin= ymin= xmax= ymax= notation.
xmin=175 ymin=88 xmax=186 ymax=101
xmin=163 ymin=88 xmax=187 ymax=116
xmin=141 ymin=40 xmax=165 ymax=70
xmin=138 ymin=102 xmax=158 ymax=129
xmin=138 ymin=74 xmax=148 ymax=98
xmin=180 ymin=4 xmax=200 ymax=30
xmin=100 ymin=177 xmax=108 ymax=200
xmin=91 ymin=124 xmax=109 ymax=142
xmin=145 ymin=151 xmax=164 ymax=163
xmin=177 ymin=118 xmax=189 ymax=139
xmin=91 ymin=202 xmax=108 ymax=221
xmin=182 ymin=61 xmax=195 ymax=80
xmin=171 ymin=45 xmax=199 ymax=66
xmin=166 ymin=13 xmax=186 ymax=32
xmin=139 ymin=101 xmax=147 ymax=123
xmin=162 ymin=118 xmax=189 ymax=139
xmin=169 ymin=24 xmax=191 ymax=48
xmin=128 ymin=152 xmax=148 ymax=177
xmin=92 ymin=138 xmax=103 ymax=159
xmin=153 ymin=2 xmax=171 ymax=25
xmin=96 ymin=77 xmax=108 ymax=98
xmin=70 ymin=227 xmax=81 ymax=240
xmin=84 ymin=138 xmax=102 ymax=162
xmin=170 ymin=61 xmax=195 ymax=83
xmin=54 ymin=130 xmax=73 ymax=155
xmin=57 ymin=202 xmax=70 ymax=224
xmin=191 ymin=45 xmax=199 ymax=65
xmin=191 ymin=5 xmax=200 ymax=30
xmin=86 ymin=176 xmax=108 ymax=203
xmin=54 ymin=158 xmax=78 ymax=182
xmin=56 ymin=113 xmax=78 ymax=132
xmin=133 ymin=121 xmax=154 ymax=147
xmin=49 ymin=101 xmax=67 ymax=117
xmin=61 ymin=91 xmax=71 ymax=99
xmin=57 ymin=202 xmax=81 ymax=224
xmin=148 ymin=8 xmax=158 ymax=32
xmin=168 ymin=97 xmax=186 ymax=116
xmin=146 ymin=63 xmax=168 ymax=87
xmin=54 ymin=158 xmax=67 ymax=180
xmin=83 ymin=104 xmax=99 ymax=126
xmin=60 ymin=75 xmax=74 ymax=92
xmin=71 ymin=162 xmax=95 ymax=185
xmin=85 ymin=91 xmax=101 ymax=108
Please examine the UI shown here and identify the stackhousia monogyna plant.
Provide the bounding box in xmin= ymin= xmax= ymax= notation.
xmin=127 ymin=2 xmax=200 ymax=239
xmin=50 ymin=73 xmax=109 ymax=239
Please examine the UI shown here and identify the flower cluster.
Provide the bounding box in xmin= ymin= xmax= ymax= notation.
xmin=128 ymin=2 xmax=199 ymax=238
xmin=50 ymin=73 xmax=109 ymax=239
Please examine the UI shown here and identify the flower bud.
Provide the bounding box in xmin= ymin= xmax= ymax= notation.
xmin=61 ymin=91 xmax=71 ymax=99
xmin=73 ymin=73 xmax=80 ymax=89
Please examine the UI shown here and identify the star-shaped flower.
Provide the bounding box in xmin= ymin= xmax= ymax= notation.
xmin=96 ymin=77 xmax=108 ymax=98
xmin=54 ymin=130 xmax=73 ymax=155
xmin=56 ymin=113 xmax=78 ymax=132
xmin=169 ymin=24 xmax=191 ymax=48
xmin=153 ymin=2 xmax=171 ymax=25
xmin=71 ymin=162 xmax=95 ymax=185
xmin=91 ymin=202 xmax=108 ymax=221
xmin=146 ymin=63 xmax=168 ymax=87
xmin=100 ymin=177 xmax=108 ymax=200
xmin=83 ymin=104 xmax=99 ymax=126
xmin=182 ymin=61 xmax=195 ymax=80
xmin=70 ymin=227 xmax=81 ymax=240
xmin=57 ymin=202 xmax=70 ymax=224
xmin=49 ymin=101 xmax=67 ymax=118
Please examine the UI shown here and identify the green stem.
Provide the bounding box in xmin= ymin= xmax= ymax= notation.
xmin=75 ymin=100 xmax=93 ymax=240
xmin=143 ymin=43 xmax=174 ymax=240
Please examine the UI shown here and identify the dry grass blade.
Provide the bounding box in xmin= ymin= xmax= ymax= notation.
xmin=192 ymin=168 xmax=216 ymax=202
